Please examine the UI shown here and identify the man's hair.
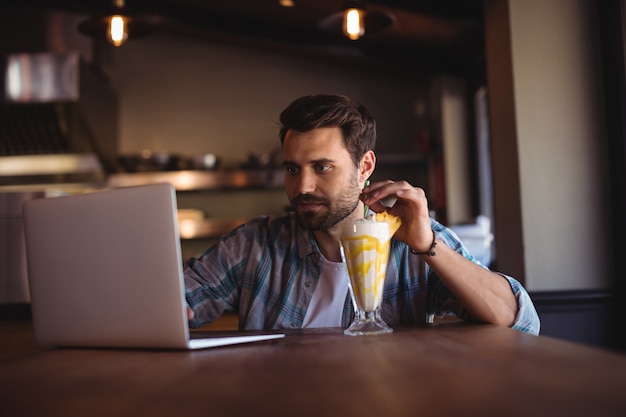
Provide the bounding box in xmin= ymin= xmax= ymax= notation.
xmin=278 ymin=94 xmax=376 ymax=167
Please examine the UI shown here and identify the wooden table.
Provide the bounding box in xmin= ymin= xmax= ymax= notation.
xmin=1 ymin=322 xmax=625 ymax=417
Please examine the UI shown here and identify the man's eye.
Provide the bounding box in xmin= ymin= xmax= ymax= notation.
xmin=315 ymin=164 xmax=330 ymax=173
xmin=285 ymin=165 xmax=298 ymax=174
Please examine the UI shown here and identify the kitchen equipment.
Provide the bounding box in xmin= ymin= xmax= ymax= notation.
xmin=0 ymin=191 xmax=44 ymax=303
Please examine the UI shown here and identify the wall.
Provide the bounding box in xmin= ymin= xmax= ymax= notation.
xmin=510 ymin=0 xmax=611 ymax=291
xmin=482 ymin=0 xmax=618 ymax=349
xmin=110 ymin=32 xmax=429 ymax=168
xmin=436 ymin=76 xmax=472 ymax=225
xmin=485 ymin=0 xmax=612 ymax=291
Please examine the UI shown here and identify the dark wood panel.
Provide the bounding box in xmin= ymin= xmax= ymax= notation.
xmin=531 ymin=290 xmax=618 ymax=351
xmin=598 ymin=0 xmax=626 ymax=352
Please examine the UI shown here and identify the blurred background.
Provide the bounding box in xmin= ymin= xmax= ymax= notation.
xmin=0 ymin=0 xmax=624 ymax=351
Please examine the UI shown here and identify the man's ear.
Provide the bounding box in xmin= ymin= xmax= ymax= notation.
xmin=359 ymin=150 xmax=376 ymax=183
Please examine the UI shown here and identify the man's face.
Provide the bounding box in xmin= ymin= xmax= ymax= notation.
xmin=282 ymin=127 xmax=361 ymax=231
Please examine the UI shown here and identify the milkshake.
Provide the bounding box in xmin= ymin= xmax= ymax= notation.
xmin=340 ymin=217 xmax=394 ymax=335
xmin=340 ymin=219 xmax=390 ymax=312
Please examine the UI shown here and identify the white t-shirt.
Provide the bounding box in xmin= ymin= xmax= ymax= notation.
xmin=301 ymin=256 xmax=349 ymax=328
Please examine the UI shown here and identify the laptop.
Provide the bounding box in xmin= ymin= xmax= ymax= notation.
xmin=22 ymin=183 xmax=285 ymax=350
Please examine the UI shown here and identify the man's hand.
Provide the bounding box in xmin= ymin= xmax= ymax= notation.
xmin=361 ymin=180 xmax=433 ymax=252
xmin=361 ymin=179 xmax=518 ymax=327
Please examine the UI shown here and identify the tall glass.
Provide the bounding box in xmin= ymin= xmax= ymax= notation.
xmin=339 ymin=218 xmax=393 ymax=336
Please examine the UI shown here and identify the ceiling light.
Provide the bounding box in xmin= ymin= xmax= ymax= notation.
xmin=108 ymin=14 xmax=128 ymax=46
xmin=78 ymin=0 xmax=152 ymax=47
xmin=344 ymin=6 xmax=365 ymax=40
xmin=319 ymin=0 xmax=394 ymax=41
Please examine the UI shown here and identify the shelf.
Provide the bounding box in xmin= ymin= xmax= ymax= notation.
xmin=106 ymin=156 xmax=429 ymax=192
xmin=0 ymin=153 xmax=104 ymax=177
xmin=178 ymin=218 xmax=247 ymax=240
xmin=108 ymin=168 xmax=284 ymax=191
xmin=0 ymin=153 xmax=106 ymax=187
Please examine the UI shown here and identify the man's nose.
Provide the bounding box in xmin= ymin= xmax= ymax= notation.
xmin=294 ymin=170 xmax=317 ymax=194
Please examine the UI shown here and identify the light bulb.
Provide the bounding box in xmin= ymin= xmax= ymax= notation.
xmin=107 ymin=15 xmax=128 ymax=47
xmin=343 ymin=7 xmax=364 ymax=40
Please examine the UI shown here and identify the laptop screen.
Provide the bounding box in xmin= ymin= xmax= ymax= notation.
xmin=23 ymin=183 xmax=191 ymax=348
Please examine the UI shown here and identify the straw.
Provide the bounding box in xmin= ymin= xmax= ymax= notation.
xmin=363 ymin=180 xmax=371 ymax=218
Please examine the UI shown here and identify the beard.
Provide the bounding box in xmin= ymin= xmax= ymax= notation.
xmin=291 ymin=174 xmax=360 ymax=231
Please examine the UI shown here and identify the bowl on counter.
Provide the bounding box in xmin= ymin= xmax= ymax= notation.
xmin=116 ymin=151 xmax=184 ymax=172
xmin=188 ymin=153 xmax=220 ymax=171
xmin=116 ymin=152 xmax=219 ymax=172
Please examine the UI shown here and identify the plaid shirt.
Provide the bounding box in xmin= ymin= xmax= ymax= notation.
xmin=184 ymin=214 xmax=540 ymax=335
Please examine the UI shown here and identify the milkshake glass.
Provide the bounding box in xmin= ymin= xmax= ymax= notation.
xmin=339 ymin=218 xmax=393 ymax=335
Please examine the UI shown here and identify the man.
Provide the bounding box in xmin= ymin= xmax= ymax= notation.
xmin=184 ymin=94 xmax=540 ymax=335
